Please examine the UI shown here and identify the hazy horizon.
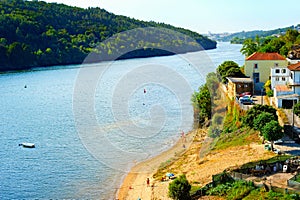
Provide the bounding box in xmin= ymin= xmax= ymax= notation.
xmin=41 ymin=0 xmax=299 ymax=34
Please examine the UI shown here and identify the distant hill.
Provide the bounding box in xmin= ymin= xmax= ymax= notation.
xmin=208 ymin=25 xmax=300 ymax=43
xmin=0 ymin=0 xmax=216 ymax=71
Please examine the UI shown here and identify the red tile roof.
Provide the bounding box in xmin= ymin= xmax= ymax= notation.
xmin=288 ymin=62 xmax=300 ymax=71
xmin=246 ymin=52 xmax=286 ymax=61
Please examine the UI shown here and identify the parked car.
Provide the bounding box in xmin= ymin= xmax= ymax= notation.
xmin=239 ymin=95 xmax=253 ymax=105
xmin=239 ymin=92 xmax=252 ymax=98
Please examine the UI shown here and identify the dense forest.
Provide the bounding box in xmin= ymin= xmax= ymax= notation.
xmin=240 ymin=29 xmax=300 ymax=58
xmin=0 ymin=0 xmax=216 ymax=71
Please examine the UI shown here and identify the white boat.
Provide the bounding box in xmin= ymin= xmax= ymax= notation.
xmin=19 ymin=142 xmax=35 ymax=148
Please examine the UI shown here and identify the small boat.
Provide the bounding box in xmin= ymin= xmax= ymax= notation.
xmin=19 ymin=142 xmax=35 ymax=148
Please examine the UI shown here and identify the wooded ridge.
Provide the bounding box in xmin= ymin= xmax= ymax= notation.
xmin=0 ymin=0 xmax=217 ymax=71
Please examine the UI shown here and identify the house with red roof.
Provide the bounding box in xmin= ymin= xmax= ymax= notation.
xmin=270 ymin=62 xmax=300 ymax=108
xmin=244 ymin=52 xmax=288 ymax=92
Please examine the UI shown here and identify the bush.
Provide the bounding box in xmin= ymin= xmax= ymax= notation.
xmin=207 ymin=183 xmax=232 ymax=196
xmin=226 ymin=181 xmax=255 ymax=200
xmin=168 ymin=174 xmax=191 ymax=200
xmin=266 ymin=90 xmax=273 ymax=97
xmin=294 ymin=102 xmax=300 ymax=117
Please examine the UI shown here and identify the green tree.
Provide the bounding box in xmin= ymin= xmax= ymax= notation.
xmin=7 ymin=42 xmax=34 ymax=69
xmin=191 ymin=84 xmax=211 ymax=125
xmin=282 ymin=29 xmax=299 ymax=44
xmin=253 ymin=112 xmax=276 ymax=131
xmin=168 ymin=174 xmax=191 ymax=200
xmin=242 ymin=105 xmax=277 ymax=128
xmin=259 ymin=38 xmax=285 ymax=53
xmin=0 ymin=45 xmax=8 ymax=65
xmin=206 ymin=72 xmax=219 ymax=97
xmin=0 ymin=0 xmax=216 ymax=71
xmin=240 ymin=38 xmax=258 ymax=56
xmin=261 ymin=120 xmax=283 ymax=150
xmin=216 ymin=61 xmax=244 ymax=83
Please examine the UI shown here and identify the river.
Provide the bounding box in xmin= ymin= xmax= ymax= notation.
xmin=0 ymin=42 xmax=244 ymax=199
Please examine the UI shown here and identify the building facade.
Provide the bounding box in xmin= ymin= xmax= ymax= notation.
xmin=288 ymin=62 xmax=300 ymax=94
xmin=244 ymin=52 xmax=288 ymax=92
xmin=270 ymin=67 xmax=290 ymax=89
xmin=226 ymin=77 xmax=253 ymax=99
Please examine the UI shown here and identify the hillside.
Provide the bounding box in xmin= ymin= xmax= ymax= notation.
xmin=0 ymin=0 xmax=216 ymax=71
xmin=209 ymin=25 xmax=300 ymax=43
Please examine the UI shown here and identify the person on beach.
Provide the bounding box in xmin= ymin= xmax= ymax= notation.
xmin=181 ymin=130 xmax=186 ymax=142
xmin=146 ymin=178 xmax=150 ymax=187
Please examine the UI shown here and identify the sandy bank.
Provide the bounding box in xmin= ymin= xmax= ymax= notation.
xmin=116 ymin=127 xmax=275 ymax=200
xmin=117 ymin=130 xmax=196 ymax=200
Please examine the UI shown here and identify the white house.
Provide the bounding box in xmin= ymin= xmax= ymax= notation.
xmin=270 ymin=67 xmax=290 ymax=89
xmin=272 ymin=62 xmax=300 ymax=108
xmin=288 ymin=62 xmax=300 ymax=95
xmin=273 ymin=85 xmax=299 ymax=108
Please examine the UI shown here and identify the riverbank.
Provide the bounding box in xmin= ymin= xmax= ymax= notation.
xmin=116 ymin=129 xmax=197 ymax=200
xmin=116 ymin=128 xmax=275 ymax=200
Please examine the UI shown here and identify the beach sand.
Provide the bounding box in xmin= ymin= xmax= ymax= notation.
xmin=116 ymin=127 xmax=275 ymax=200
xmin=117 ymin=130 xmax=195 ymax=200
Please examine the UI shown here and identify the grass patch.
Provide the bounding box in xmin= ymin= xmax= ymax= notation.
xmin=153 ymin=158 xmax=176 ymax=180
xmin=190 ymin=185 xmax=201 ymax=196
xmin=205 ymin=179 xmax=300 ymax=200
xmin=212 ymin=128 xmax=260 ymax=151
xmin=294 ymin=174 xmax=300 ymax=183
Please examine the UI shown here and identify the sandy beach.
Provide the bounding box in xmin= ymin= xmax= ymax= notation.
xmin=116 ymin=128 xmax=275 ymax=200
xmin=117 ymin=130 xmax=196 ymax=200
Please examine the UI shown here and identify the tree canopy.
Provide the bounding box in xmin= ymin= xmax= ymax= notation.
xmin=253 ymin=112 xmax=276 ymax=132
xmin=242 ymin=105 xmax=278 ymax=128
xmin=216 ymin=61 xmax=245 ymax=83
xmin=206 ymin=72 xmax=219 ymax=97
xmin=240 ymin=29 xmax=300 ymax=57
xmin=191 ymin=84 xmax=212 ymax=126
xmin=0 ymin=0 xmax=216 ymax=71
xmin=261 ymin=120 xmax=283 ymax=150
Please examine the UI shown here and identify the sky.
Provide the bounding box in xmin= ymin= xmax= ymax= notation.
xmin=43 ymin=0 xmax=299 ymax=34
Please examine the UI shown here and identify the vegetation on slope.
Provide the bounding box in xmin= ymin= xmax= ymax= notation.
xmin=225 ymin=25 xmax=299 ymax=43
xmin=0 ymin=0 xmax=216 ymax=71
xmin=240 ymin=29 xmax=300 ymax=57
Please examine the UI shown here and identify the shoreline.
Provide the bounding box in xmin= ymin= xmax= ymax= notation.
xmin=116 ymin=130 xmax=196 ymax=200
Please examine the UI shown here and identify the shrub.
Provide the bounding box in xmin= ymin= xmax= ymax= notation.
xmin=226 ymin=181 xmax=255 ymax=200
xmin=168 ymin=174 xmax=191 ymax=200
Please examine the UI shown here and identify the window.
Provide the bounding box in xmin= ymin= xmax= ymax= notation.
xmin=275 ymin=77 xmax=279 ymax=81
xmin=282 ymin=77 xmax=286 ymax=81
xmin=275 ymin=63 xmax=279 ymax=67
xmin=275 ymin=69 xmax=280 ymax=73
xmin=244 ymin=84 xmax=248 ymax=88
xmin=291 ymin=72 xmax=293 ymax=80
xmin=282 ymin=69 xmax=286 ymax=73
xmin=237 ymin=84 xmax=241 ymax=88
xmin=254 ymin=63 xmax=258 ymax=69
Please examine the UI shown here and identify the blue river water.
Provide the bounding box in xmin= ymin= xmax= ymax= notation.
xmin=0 ymin=42 xmax=244 ymax=199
